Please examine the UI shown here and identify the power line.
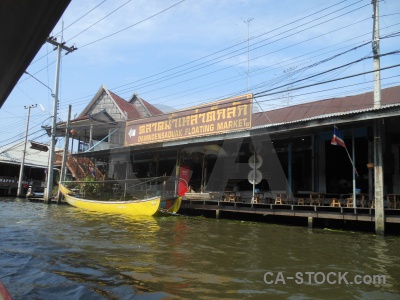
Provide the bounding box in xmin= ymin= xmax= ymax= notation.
xmin=41 ymin=0 xmax=366 ymax=102
xmin=110 ymin=3 xmax=371 ymax=95
xmin=59 ymin=63 xmax=400 ymax=130
xmin=80 ymin=0 xmax=187 ymax=48
xmin=109 ymin=0 xmax=358 ymax=91
xmin=254 ymin=63 xmax=400 ymax=98
xmin=60 ymin=0 xmax=108 ymax=37
xmin=107 ymin=17 xmax=372 ymax=102
xmin=0 ymin=130 xmax=48 ymax=149
xmin=24 ymin=1 xmax=390 ymax=104
xmin=30 ymin=1 xmax=107 ymax=66
xmin=66 ymin=0 xmax=133 ymax=42
xmin=76 ymin=34 xmax=372 ymax=105
xmin=15 ymin=2 xmax=400 ymax=122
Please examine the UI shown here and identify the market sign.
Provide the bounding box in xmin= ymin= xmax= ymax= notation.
xmin=125 ymin=94 xmax=252 ymax=146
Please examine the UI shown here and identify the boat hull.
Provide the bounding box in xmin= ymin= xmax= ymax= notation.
xmin=59 ymin=183 xmax=161 ymax=216
xmin=158 ymin=196 xmax=182 ymax=214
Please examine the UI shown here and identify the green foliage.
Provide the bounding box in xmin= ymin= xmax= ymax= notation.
xmin=82 ymin=175 xmax=99 ymax=196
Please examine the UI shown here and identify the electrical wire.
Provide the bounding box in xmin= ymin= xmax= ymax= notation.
xmin=254 ymin=63 xmax=400 ymax=98
xmin=109 ymin=3 xmax=371 ymax=95
xmin=53 ymin=63 xmax=400 ymax=130
xmin=9 ymin=1 xmax=400 ymax=132
xmin=22 ymin=2 xmax=396 ymax=105
xmin=30 ymin=1 xmax=108 ymax=66
xmin=79 ymin=0 xmax=187 ymax=48
xmin=64 ymin=16 xmax=381 ymax=109
xmin=109 ymin=0 xmax=355 ymax=91
xmin=65 ymin=0 xmax=134 ymax=42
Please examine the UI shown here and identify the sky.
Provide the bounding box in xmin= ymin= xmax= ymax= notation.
xmin=1 ymin=0 xmax=400 ymax=149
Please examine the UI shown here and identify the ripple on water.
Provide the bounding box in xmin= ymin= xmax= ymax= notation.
xmin=1 ymin=198 xmax=400 ymax=299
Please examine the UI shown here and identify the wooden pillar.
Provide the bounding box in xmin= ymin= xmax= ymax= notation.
xmin=374 ymin=120 xmax=385 ymax=235
xmin=368 ymin=139 xmax=374 ymax=203
xmin=288 ymin=143 xmax=292 ymax=194
xmin=57 ymin=105 xmax=71 ymax=204
xmin=308 ymin=217 xmax=313 ymax=228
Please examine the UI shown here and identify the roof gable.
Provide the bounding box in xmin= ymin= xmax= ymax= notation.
xmin=109 ymin=91 xmax=141 ymax=119
xmin=128 ymin=93 xmax=163 ymax=117
xmin=76 ymin=85 xmax=162 ymax=122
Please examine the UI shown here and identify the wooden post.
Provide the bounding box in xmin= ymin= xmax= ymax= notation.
xmin=57 ymin=105 xmax=71 ymax=204
xmin=162 ymin=174 xmax=166 ymax=200
xmin=308 ymin=217 xmax=313 ymax=228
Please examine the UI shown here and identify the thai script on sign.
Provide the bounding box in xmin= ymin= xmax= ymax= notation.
xmin=125 ymin=94 xmax=252 ymax=146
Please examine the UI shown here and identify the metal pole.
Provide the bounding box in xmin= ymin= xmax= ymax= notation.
xmin=175 ymin=149 xmax=180 ymax=196
xmin=44 ymin=38 xmax=76 ymax=203
xmin=352 ymin=128 xmax=356 ymax=208
xmin=372 ymin=0 xmax=381 ymax=109
xmin=288 ymin=143 xmax=292 ymax=194
xmin=57 ymin=105 xmax=71 ymax=204
xmin=372 ymin=0 xmax=385 ymax=235
xmin=252 ymin=150 xmax=256 ymax=203
xmin=44 ymin=43 xmax=61 ymax=203
xmin=89 ymin=123 xmax=93 ymax=149
xmin=17 ymin=104 xmax=36 ymax=197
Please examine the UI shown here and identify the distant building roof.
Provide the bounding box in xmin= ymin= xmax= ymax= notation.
xmin=0 ymin=141 xmax=59 ymax=168
xmin=252 ymin=85 xmax=400 ymax=128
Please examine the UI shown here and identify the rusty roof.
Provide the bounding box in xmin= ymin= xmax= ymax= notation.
xmin=109 ymin=91 xmax=142 ymax=120
xmin=252 ymin=85 xmax=400 ymax=127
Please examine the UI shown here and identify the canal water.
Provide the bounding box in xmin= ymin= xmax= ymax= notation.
xmin=0 ymin=197 xmax=399 ymax=299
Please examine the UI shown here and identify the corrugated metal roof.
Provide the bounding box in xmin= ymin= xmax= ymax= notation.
xmin=128 ymin=93 xmax=164 ymax=117
xmin=252 ymin=85 xmax=400 ymax=128
xmin=0 ymin=141 xmax=60 ymax=168
xmin=109 ymin=91 xmax=142 ymax=120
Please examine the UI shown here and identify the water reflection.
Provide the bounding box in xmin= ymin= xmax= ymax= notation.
xmin=0 ymin=198 xmax=400 ymax=299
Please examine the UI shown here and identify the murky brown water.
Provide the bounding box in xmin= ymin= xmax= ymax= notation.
xmin=1 ymin=197 xmax=399 ymax=299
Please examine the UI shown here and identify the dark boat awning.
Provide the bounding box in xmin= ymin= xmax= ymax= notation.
xmin=0 ymin=0 xmax=71 ymax=108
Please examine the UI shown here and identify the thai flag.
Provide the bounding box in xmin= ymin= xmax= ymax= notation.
xmin=331 ymin=125 xmax=346 ymax=148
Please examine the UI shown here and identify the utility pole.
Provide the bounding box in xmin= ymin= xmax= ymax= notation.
xmin=17 ymin=104 xmax=37 ymax=197
xmin=372 ymin=0 xmax=384 ymax=235
xmin=44 ymin=37 xmax=76 ymax=203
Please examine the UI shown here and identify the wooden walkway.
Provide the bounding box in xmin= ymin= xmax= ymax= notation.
xmin=181 ymin=199 xmax=400 ymax=224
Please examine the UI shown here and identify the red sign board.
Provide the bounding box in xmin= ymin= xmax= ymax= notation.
xmin=178 ymin=165 xmax=190 ymax=196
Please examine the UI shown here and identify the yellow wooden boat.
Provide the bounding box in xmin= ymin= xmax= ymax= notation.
xmin=59 ymin=182 xmax=182 ymax=216
xmin=59 ymin=183 xmax=174 ymax=216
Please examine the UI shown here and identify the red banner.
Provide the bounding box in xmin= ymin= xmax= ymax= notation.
xmin=178 ymin=165 xmax=190 ymax=196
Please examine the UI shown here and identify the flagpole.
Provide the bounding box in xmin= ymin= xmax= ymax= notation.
xmin=352 ymin=128 xmax=356 ymax=208
xmin=343 ymin=147 xmax=358 ymax=178
xmin=331 ymin=125 xmax=358 ymax=202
